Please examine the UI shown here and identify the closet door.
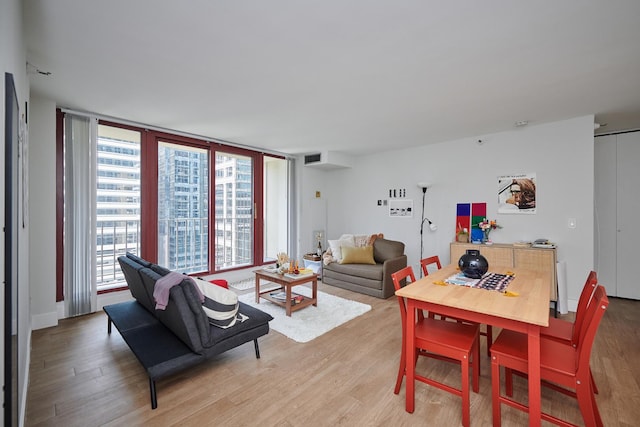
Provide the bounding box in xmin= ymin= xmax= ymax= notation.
xmin=594 ymin=135 xmax=617 ymax=296
xmin=616 ymin=132 xmax=640 ymax=299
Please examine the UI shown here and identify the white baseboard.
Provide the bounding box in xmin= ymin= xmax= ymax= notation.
xmin=31 ymin=311 xmax=59 ymax=330
xmin=97 ymin=289 xmax=133 ymax=310
xmin=53 ymin=291 xmax=134 ymax=322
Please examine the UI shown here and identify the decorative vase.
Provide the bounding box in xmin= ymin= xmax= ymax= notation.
xmin=458 ymin=249 xmax=489 ymax=279
xmin=482 ymin=230 xmax=491 ymax=243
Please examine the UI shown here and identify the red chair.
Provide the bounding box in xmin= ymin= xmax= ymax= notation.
xmin=542 ymin=271 xmax=597 ymax=346
xmin=490 ymin=285 xmax=608 ymax=427
xmin=392 ymin=266 xmax=480 ymax=427
xmin=541 ymin=270 xmax=599 ymax=394
xmin=420 ymin=255 xmax=442 ymax=276
xmin=421 ymin=255 xmax=493 ymax=357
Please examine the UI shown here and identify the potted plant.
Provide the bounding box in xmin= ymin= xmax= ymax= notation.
xmin=456 ymin=227 xmax=469 ymax=243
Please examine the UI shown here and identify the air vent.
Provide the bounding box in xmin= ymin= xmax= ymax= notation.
xmin=303 ymin=151 xmax=353 ymax=170
xmin=304 ymin=153 xmax=322 ymax=164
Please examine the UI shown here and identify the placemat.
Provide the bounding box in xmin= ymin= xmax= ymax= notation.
xmin=444 ymin=272 xmax=515 ymax=292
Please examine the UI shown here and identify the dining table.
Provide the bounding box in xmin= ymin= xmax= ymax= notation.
xmin=395 ymin=263 xmax=550 ymax=427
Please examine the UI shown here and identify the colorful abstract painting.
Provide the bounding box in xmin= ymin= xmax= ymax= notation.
xmin=456 ymin=202 xmax=487 ymax=242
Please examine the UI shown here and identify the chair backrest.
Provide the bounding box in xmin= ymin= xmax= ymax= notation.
xmin=420 ymin=255 xmax=442 ymax=277
xmin=391 ymin=266 xmax=417 ymax=325
xmin=575 ymin=285 xmax=608 ymax=376
xmin=571 ymin=270 xmax=598 ymax=345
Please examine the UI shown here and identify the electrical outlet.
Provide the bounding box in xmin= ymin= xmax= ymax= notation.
xmin=568 ymin=218 xmax=577 ymax=229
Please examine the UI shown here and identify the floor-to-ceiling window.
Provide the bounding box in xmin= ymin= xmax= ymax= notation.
xmin=157 ymin=141 xmax=209 ymax=274
xmin=214 ymin=151 xmax=253 ymax=270
xmin=57 ymin=112 xmax=290 ymax=298
xmin=95 ymin=124 xmax=141 ymax=291
xmin=263 ymin=156 xmax=288 ymax=263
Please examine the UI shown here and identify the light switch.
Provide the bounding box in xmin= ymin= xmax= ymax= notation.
xmin=568 ymin=218 xmax=577 ymax=229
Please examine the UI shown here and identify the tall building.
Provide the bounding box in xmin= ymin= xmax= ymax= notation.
xmin=214 ymin=154 xmax=253 ymax=270
xmin=95 ymin=126 xmax=141 ymax=290
xmin=157 ymin=143 xmax=209 ymax=273
xmin=95 ymin=128 xmax=255 ymax=287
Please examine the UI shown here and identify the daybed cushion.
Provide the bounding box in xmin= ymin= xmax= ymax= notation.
xmin=139 ymin=267 xmax=206 ymax=353
xmin=180 ymin=279 xmax=273 ymax=348
xmin=118 ymin=255 xmax=156 ymax=313
xmin=324 ymin=262 xmax=383 ymax=282
xmin=126 ymin=252 xmax=152 ymax=268
xmin=340 ymin=245 xmax=376 ymax=265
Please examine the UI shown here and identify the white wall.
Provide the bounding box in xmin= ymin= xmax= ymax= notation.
xmin=295 ymin=164 xmax=330 ymax=259
xmin=303 ymin=116 xmax=595 ymax=309
xmin=2 ymin=0 xmax=30 ymax=423
xmin=28 ymin=94 xmax=58 ymax=329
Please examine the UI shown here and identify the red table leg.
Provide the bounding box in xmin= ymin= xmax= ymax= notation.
xmin=406 ymin=300 xmax=416 ymax=413
xmin=527 ymin=325 xmax=541 ymax=427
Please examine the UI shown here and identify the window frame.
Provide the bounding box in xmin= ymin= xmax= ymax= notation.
xmin=56 ymin=112 xmax=281 ymax=298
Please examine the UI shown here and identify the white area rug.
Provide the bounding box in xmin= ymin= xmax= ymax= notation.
xmin=229 ymin=278 xmax=259 ymax=291
xmin=238 ymin=286 xmax=371 ymax=343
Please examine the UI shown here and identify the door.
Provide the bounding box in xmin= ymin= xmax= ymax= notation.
xmin=594 ymin=135 xmax=617 ymax=297
xmin=595 ymin=131 xmax=640 ymax=300
xmin=214 ymin=151 xmax=253 ymax=270
xmin=616 ymin=132 xmax=640 ymax=299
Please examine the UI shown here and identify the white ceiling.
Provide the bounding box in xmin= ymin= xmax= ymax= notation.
xmin=24 ymin=1 xmax=640 ymax=156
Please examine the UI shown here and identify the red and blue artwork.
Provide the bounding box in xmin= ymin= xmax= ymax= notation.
xmin=456 ymin=202 xmax=487 ymax=242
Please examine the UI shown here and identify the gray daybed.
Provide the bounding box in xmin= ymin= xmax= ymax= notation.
xmin=103 ymin=254 xmax=273 ymax=409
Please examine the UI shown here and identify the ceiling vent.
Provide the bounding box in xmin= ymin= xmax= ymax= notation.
xmin=303 ymin=151 xmax=352 ymax=170
xmin=304 ymin=153 xmax=322 ymax=164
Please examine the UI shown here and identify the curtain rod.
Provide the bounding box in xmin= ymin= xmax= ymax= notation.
xmin=59 ymin=107 xmax=294 ymax=159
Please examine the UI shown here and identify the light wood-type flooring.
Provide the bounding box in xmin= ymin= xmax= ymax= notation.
xmin=25 ymin=282 xmax=640 ymax=426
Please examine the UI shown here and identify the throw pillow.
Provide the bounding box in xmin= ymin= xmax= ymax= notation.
xmin=353 ymin=234 xmax=370 ymax=247
xmin=196 ymin=280 xmax=243 ymax=328
xmin=340 ymin=245 xmax=376 ymax=265
xmin=328 ymin=237 xmax=355 ymax=262
xmin=367 ymin=233 xmax=384 ymax=246
xmin=210 ymin=279 xmax=229 ymax=289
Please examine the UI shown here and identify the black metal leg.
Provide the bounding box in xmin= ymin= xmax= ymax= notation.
xmin=107 ymin=317 xmax=112 ymax=334
xmin=150 ymin=378 xmax=157 ymax=409
xmin=254 ymin=339 xmax=261 ymax=359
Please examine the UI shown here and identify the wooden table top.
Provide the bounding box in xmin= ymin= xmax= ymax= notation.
xmin=255 ymin=268 xmax=317 ymax=284
xmin=395 ymin=264 xmax=550 ymax=327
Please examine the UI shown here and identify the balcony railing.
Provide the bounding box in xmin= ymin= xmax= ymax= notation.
xmin=96 ymin=216 xmax=253 ymax=290
xmin=96 ymin=220 xmax=141 ymax=290
xmin=158 ymin=217 xmax=209 ymax=274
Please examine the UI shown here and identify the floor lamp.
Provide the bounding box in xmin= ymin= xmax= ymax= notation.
xmin=418 ymin=183 xmax=437 ymax=276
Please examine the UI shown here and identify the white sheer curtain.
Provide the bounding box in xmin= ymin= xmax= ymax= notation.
xmin=63 ymin=113 xmax=97 ymax=316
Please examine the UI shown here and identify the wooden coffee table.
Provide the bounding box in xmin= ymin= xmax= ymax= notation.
xmin=255 ymin=269 xmax=318 ymax=316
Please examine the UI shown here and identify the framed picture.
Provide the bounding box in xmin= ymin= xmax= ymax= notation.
xmin=498 ymin=173 xmax=536 ymax=214
xmin=389 ymin=199 xmax=413 ymax=217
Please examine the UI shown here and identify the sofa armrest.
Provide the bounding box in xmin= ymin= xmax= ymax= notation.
xmin=381 ymin=255 xmax=408 ymax=299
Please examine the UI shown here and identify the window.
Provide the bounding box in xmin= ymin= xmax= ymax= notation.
xmin=157 ymin=141 xmax=209 ymax=274
xmin=56 ymin=112 xmax=291 ymax=299
xmin=214 ymin=152 xmax=253 ymax=270
xmin=95 ymin=124 xmax=141 ymax=291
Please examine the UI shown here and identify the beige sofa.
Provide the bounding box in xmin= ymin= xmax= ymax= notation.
xmin=322 ymin=237 xmax=407 ymax=299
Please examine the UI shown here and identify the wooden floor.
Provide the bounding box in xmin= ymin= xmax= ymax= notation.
xmin=25 ymin=283 xmax=640 ymax=426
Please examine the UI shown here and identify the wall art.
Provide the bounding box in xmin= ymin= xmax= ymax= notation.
xmin=498 ymin=173 xmax=536 ymax=214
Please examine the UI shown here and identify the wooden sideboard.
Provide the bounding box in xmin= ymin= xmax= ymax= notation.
xmin=450 ymin=242 xmax=558 ymax=302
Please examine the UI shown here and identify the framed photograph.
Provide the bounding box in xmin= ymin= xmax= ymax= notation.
xmin=389 ymin=199 xmax=413 ymax=217
xmin=498 ymin=173 xmax=536 ymax=214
